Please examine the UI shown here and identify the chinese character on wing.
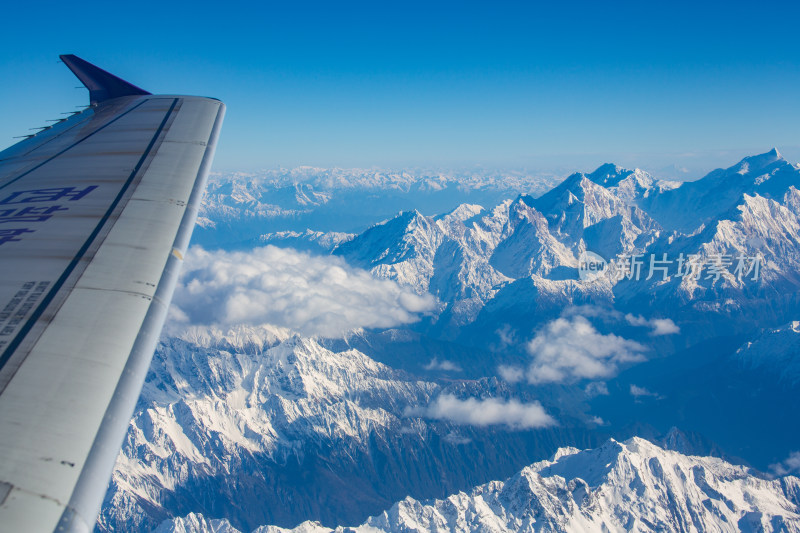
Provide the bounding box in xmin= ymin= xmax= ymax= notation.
xmin=0 ymin=186 xmax=97 ymax=205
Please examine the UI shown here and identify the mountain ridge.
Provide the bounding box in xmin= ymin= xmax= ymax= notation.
xmin=102 ymin=150 xmax=800 ymax=532
xmin=154 ymin=436 xmax=800 ymax=533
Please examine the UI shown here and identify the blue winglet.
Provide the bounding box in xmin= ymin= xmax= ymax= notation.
xmin=60 ymin=54 xmax=151 ymax=106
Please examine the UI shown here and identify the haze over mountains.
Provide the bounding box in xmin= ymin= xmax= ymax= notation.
xmin=100 ymin=150 xmax=800 ymax=532
xmin=194 ymin=168 xmax=563 ymax=247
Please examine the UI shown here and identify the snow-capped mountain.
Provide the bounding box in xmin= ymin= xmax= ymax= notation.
xmin=644 ymin=148 xmax=800 ymax=233
xmin=155 ymin=437 xmax=800 ymax=533
xmin=486 ymin=198 xmax=576 ymax=280
xmin=614 ymin=185 xmax=800 ymax=332
xmin=332 ymin=181 xmax=656 ymax=329
xmin=332 ymin=150 xmax=800 ymax=342
xmin=333 ymin=204 xmax=517 ymax=325
xmin=99 ymin=326 xmax=589 ymax=532
xmin=101 ymin=151 xmax=800 ymax=533
xmin=98 ymin=327 xmax=436 ymax=532
xmin=194 ymin=168 xmax=563 ymax=247
xmin=582 ymin=163 xmax=680 ymax=205
xmin=195 ymin=151 xmax=800 ymax=340
xmin=360 ymin=437 xmax=800 ymax=533
xmin=528 ymin=170 xmax=661 ymax=255
xmin=256 ymin=229 xmax=355 ymax=253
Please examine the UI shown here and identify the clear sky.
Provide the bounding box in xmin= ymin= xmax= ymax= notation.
xmin=2 ymin=0 xmax=799 ymax=177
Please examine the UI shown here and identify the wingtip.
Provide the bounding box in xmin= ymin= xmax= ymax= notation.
xmin=60 ymin=54 xmax=151 ymax=106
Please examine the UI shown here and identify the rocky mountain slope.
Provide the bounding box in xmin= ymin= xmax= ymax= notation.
xmin=155 ymin=437 xmax=800 ymax=533
xmin=98 ymin=326 xmax=592 ymax=532
xmin=735 ymin=321 xmax=800 ymax=385
xmin=332 ymin=150 xmax=800 ymax=342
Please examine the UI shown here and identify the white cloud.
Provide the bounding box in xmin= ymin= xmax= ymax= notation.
xmin=585 ymin=381 xmax=610 ymax=397
xmin=424 ymin=358 xmax=462 ymax=372
xmin=564 ymin=307 xmax=679 ymax=336
xmin=562 ymin=305 xmax=618 ymax=320
xmin=625 ymin=314 xmax=680 ymax=336
xmin=651 ymin=319 xmax=680 ymax=335
xmin=629 ymin=384 xmax=662 ymax=399
xmin=497 ymin=364 xmax=525 ymax=383
xmin=443 ymin=433 xmax=472 ymax=445
xmin=525 ymin=316 xmax=647 ymax=384
xmin=770 ymin=451 xmax=800 ymax=476
xmin=171 ymin=246 xmax=436 ymax=337
xmin=493 ymin=325 xmax=517 ymax=350
xmin=406 ymin=394 xmax=556 ymax=430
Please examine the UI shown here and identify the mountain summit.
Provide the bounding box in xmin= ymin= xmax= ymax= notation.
xmin=156 ymin=437 xmax=800 ymax=532
xmin=645 ymin=148 xmax=799 ymax=232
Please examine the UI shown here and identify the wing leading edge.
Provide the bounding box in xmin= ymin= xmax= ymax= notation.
xmin=0 ymin=56 xmax=225 ymax=533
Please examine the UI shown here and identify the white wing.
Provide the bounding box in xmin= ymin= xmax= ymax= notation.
xmin=0 ymin=55 xmax=225 ymax=533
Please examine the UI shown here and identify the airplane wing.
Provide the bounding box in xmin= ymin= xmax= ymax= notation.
xmin=0 ymin=55 xmax=225 ymax=533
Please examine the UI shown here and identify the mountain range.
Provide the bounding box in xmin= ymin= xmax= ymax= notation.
xmin=154 ymin=437 xmax=800 ymax=533
xmin=194 ymin=168 xmax=563 ymax=248
xmin=100 ymin=150 xmax=800 ymax=532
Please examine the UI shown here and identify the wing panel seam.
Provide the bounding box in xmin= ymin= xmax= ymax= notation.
xmin=0 ymin=99 xmax=179 ymax=387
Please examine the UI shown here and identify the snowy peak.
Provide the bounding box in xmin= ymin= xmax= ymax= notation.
xmin=174 ymin=324 xmax=293 ymax=352
xmin=250 ymin=436 xmax=800 ymax=533
xmin=530 ymin=174 xmax=609 ymax=232
xmin=195 ymin=168 xmax=563 ymax=247
xmin=363 ymin=436 xmax=800 ymax=533
xmin=722 ymin=148 xmax=795 ymax=194
xmin=532 ymin=170 xmax=644 ymax=225
xmin=488 ymin=198 xmax=577 ymax=279
xmin=534 ymin=172 xmax=595 ymax=205
xmin=645 ymin=148 xmax=800 ymax=233
xmin=436 ymin=203 xmax=484 ymax=223
xmin=586 ymin=163 xmax=634 ymax=187
xmin=528 ymin=170 xmax=661 ymax=257
xmin=257 ymin=229 xmax=355 ymax=253
xmin=560 ymin=164 xmax=672 ymax=206
xmin=734 ymin=147 xmax=784 ymax=175
xmin=785 ymin=186 xmax=800 ymax=215
xmin=334 ymin=210 xmax=441 ymax=269
xmin=670 ymin=189 xmax=800 ymax=289
xmin=101 ymin=327 xmax=443 ymax=532
xmin=335 ymin=203 xmax=512 ymax=317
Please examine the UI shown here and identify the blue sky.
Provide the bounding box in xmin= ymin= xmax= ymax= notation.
xmin=1 ymin=0 xmax=799 ymax=176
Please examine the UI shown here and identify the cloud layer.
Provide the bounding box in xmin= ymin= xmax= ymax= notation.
xmin=629 ymin=384 xmax=663 ymax=399
xmin=407 ymin=394 xmax=555 ymax=430
xmin=521 ymin=316 xmax=647 ymax=384
xmin=770 ymin=451 xmax=800 ymax=476
xmin=423 ymin=358 xmax=462 ymax=372
xmin=625 ymin=314 xmax=680 ymax=336
xmin=171 ymin=246 xmax=436 ymax=337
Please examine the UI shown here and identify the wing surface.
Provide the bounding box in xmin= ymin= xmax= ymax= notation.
xmin=0 ymin=55 xmax=225 ymax=533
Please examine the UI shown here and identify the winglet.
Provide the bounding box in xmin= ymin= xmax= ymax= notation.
xmin=60 ymin=54 xmax=151 ymax=106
